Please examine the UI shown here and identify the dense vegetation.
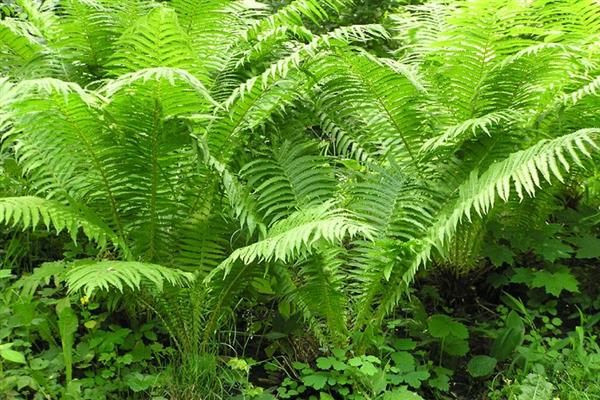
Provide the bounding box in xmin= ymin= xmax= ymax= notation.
xmin=1 ymin=0 xmax=600 ymax=398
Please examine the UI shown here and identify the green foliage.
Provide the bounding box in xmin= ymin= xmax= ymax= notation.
xmin=1 ymin=0 xmax=600 ymax=398
xmin=0 ymin=267 xmax=167 ymax=399
xmin=276 ymin=349 xmax=426 ymax=399
xmin=65 ymin=261 xmax=194 ymax=297
xmin=467 ymin=356 xmax=497 ymax=378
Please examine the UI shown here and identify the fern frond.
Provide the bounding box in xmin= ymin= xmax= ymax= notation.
xmin=241 ymin=139 xmax=336 ymax=225
xmin=108 ymin=6 xmax=204 ymax=79
xmin=0 ymin=18 xmax=55 ymax=78
xmin=207 ymin=73 xmax=306 ymax=162
xmin=238 ymin=24 xmax=388 ymax=99
xmin=66 ymin=260 xmax=194 ymax=297
xmin=206 ymin=203 xmax=373 ymax=280
xmin=244 ymin=0 xmax=353 ymax=41
xmin=349 ymin=164 xmax=437 ymax=240
xmin=372 ymin=128 xmax=600 ymax=323
xmin=50 ymin=0 xmax=119 ymax=81
xmin=311 ymin=49 xmax=425 ymax=163
xmin=100 ymin=67 xmax=217 ymax=107
xmin=421 ymin=110 xmax=521 ymax=152
xmin=14 ymin=261 xmax=66 ymax=300
xmin=0 ymin=196 xmax=122 ymax=249
xmin=274 ymin=247 xmax=348 ymax=345
xmin=198 ymin=138 xmax=266 ymax=237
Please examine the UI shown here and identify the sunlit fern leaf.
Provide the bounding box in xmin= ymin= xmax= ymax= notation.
xmin=3 ymin=79 xmax=128 ymax=238
xmin=533 ymin=0 xmax=600 ymax=45
xmin=349 ymin=164 xmax=438 ymax=240
xmin=108 ymin=6 xmax=206 ymax=80
xmin=371 ymin=128 xmax=600 ymax=324
xmin=235 ymin=24 xmax=315 ymax=70
xmin=207 ymin=74 xmax=307 ymax=163
xmin=421 ymin=110 xmax=522 ymax=153
xmin=100 ymin=67 xmax=218 ymax=108
xmin=243 ymin=0 xmax=353 ymax=41
xmin=0 ymin=18 xmax=56 ymax=78
xmin=0 ymin=196 xmax=121 ymax=249
xmin=102 ymin=76 xmax=214 ymax=261
xmin=241 ymin=139 xmax=336 ymax=225
xmin=240 ymin=24 xmax=389 ymax=97
xmin=174 ymin=212 xmax=233 ymax=275
xmin=197 ymin=138 xmax=266 ymax=237
xmin=66 ymin=260 xmax=194 ymax=297
xmin=206 ymin=203 xmax=373 ymax=280
xmin=207 ymin=26 xmax=387 ymax=165
xmin=311 ymin=48 xmax=425 ymax=163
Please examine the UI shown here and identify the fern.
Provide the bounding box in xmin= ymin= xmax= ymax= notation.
xmin=207 ymin=203 xmax=373 ymax=280
xmin=65 ymin=260 xmax=194 ymax=297
xmin=370 ymin=129 xmax=600 ymax=324
xmin=241 ymin=139 xmax=336 ymax=225
xmin=0 ymin=197 xmax=122 ymax=250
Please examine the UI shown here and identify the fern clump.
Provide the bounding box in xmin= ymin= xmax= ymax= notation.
xmin=0 ymin=0 xmax=599 ymax=376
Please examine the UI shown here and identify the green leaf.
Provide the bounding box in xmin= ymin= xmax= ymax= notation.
xmin=359 ymin=361 xmax=378 ymax=376
xmin=531 ymin=237 xmax=572 ymax=262
xmin=402 ymin=370 xmax=430 ymax=388
xmin=429 ymin=368 xmax=452 ymax=391
xmin=393 ymin=338 xmax=417 ymax=351
xmin=303 ymin=374 xmax=328 ymax=390
xmin=316 ymin=357 xmax=333 ymax=370
xmin=443 ymin=336 xmax=470 ymax=356
xmin=530 ymin=266 xmax=579 ymax=297
xmin=125 ymin=372 xmax=157 ymax=392
xmin=491 ymin=311 xmax=524 ymax=360
xmin=383 ymin=387 xmax=424 ymax=400
xmin=0 ymin=348 xmax=26 ymax=364
xmin=467 ymin=355 xmax=497 ymax=377
xmin=332 ymin=348 xmax=345 ymax=359
xmin=571 ymin=234 xmax=600 ymax=259
xmin=391 ymin=351 xmax=415 ymax=373
xmin=510 ymin=268 xmax=535 ymax=284
xmin=348 ymin=357 xmax=362 ymax=367
xmin=428 ymin=314 xmax=469 ymax=339
xmin=484 ymin=243 xmax=514 ymax=266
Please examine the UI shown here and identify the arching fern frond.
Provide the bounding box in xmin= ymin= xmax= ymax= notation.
xmin=311 ymin=49 xmax=425 ymax=163
xmin=108 ymin=6 xmax=204 ymax=79
xmin=0 ymin=18 xmax=55 ymax=78
xmin=65 ymin=260 xmax=194 ymax=297
xmin=349 ymin=164 xmax=437 ymax=240
xmin=207 ymin=203 xmax=373 ymax=280
xmin=244 ymin=0 xmax=353 ymax=41
xmin=0 ymin=196 xmax=121 ymax=249
xmin=274 ymin=247 xmax=348 ymax=346
xmin=100 ymin=67 xmax=217 ymax=107
xmin=421 ymin=110 xmax=521 ymax=153
xmin=241 ymin=139 xmax=336 ymax=225
xmin=371 ymin=128 xmax=600 ymax=323
xmin=197 ymin=138 xmax=266 ymax=237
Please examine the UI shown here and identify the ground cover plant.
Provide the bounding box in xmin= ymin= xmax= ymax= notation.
xmin=1 ymin=0 xmax=600 ymax=398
